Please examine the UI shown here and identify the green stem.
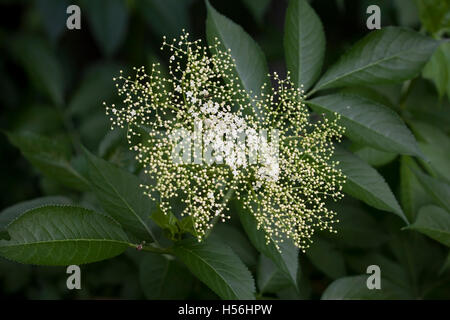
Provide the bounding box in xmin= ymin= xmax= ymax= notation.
xmin=131 ymin=242 xmax=172 ymax=254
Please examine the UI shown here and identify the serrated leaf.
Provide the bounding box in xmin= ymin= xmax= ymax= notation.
xmin=351 ymin=144 xmax=397 ymax=167
xmin=284 ymin=0 xmax=325 ymax=91
xmin=241 ymin=0 xmax=271 ymax=24
xmin=321 ymin=275 xmax=409 ymax=300
xmin=82 ymin=0 xmax=128 ymax=56
xmin=413 ymin=169 xmax=450 ymax=212
xmin=210 ymin=223 xmax=258 ymax=267
xmin=257 ymin=254 xmax=292 ymax=294
xmin=423 ymin=43 xmax=450 ymax=99
xmin=6 ymin=131 xmax=89 ymax=191
xmin=312 ymin=27 xmax=438 ymax=92
xmin=407 ymin=205 xmax=450 ymax=247
xmin=137 ymin=0 xmax=191 ymax=39
xmin=307 ymin=94 xmax=422 ymax=157
xmin=83 ymin=148 xmax=159 ymax=242
xmin=306 ymin=237 xmax=346 ymax=279
xmin=35 ymin=0 xmax=70 ymax=43
xmin=68 ymin=63 xmax=121 ymax=117
xmin=139 ymin=253 xmax=194 ymax=299
xmin=0 ymin=205 xmax=130 ymax=266
xmin=0 ymin=196 xmax=72 ymax=239
xmin=416 ymin=0 xmax=450 ymax=38
xmin=346 ymin=252 xmax=412 ymax=295
xmin=173 ymin=238 xmax=256 ymax=300
xmin=408 ymin=120 xmax=450 ymax=183
xmin=327 ymin=202 xmax=388 ymax=248
xmin=11 ymin=35 xmax=64 ymax=105
xmin=239 ymin=209 xmax=298 ymax=288
xmin=205 ymin=0 xmax=270 ymax=120
xmin=400 ymin=156 xmax=433 ymax=223
xmin=333 ymin=147 xmax=406 ymax=222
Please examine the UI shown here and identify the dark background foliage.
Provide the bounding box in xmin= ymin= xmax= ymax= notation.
xmin=0 ymin=0 xmax=449 ymax=299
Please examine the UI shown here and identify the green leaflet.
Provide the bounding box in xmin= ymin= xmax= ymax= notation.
xmin=284 ymin=0 xmax=325 ymax=91
xmin=306 ymin=237 xmax=346 ymax=279
xmin=416 ymin=0 xmax=450 ymax=38
xmin=209 ymin=223 xmax=258 ymax=268
xmin=173 ymin=238 xmax=256 ymax=300
xmin=239 ymin=209 xmax=299 ymax=289
xmin=321 ymin=275 xmax=410 ymax=300
xmin=205 ymin=0 xmax=270 ymax=120
xmin=333 ymin=147 xmax=406 ymax=222
xmin=400 ymin=156 xmax=433 ymax=223
xmin=0 ymin=205 xmax=131 ymax=266
xmin=6 ymin=131 xmax=89 ymax=191
xmin=139 ymin=253 xmax=194 ymax=299
xmin=307 ymin=94 xmax=423 ymax=157
xmin=312 ymin=27 xmax=438 ymax=92
xmin=423 ymin=43 xmax=450 ymax=99
xmin=68 ymin=62 xmax=122 ymax=117
xmin=407 ymin=205 xmax=450 ymax=247
xmin=83 ymin=148 xmax=160 ymax=242
xmin=413 ymin=169 xmax=450 ymax=212
xmin=137 ymin=0 xmax=191 ymax=39
xmin=0 ymin=196 xmax=72 ymax=239
xmin=351 ymin=145 xmax=397 ymax=167
xmin=257 ymin=254 xmax=292 ymax=294
xmin=81 ymin=0 xmax=129 ymax=57
xmin=241 ymin=0 xmax=271 ymax=25
xmin=10 ymin=35 xmax=64 ymax=105
xmin=408 ymin=120 xmax=450 ymax=183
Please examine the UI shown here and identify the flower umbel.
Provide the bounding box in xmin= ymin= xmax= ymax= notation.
xmin=105 ymin=31 xmax=345 ymax=252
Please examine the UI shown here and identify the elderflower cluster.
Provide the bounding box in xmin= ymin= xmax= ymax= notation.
xmin=105 ymin=31 xmax=345 ymax=251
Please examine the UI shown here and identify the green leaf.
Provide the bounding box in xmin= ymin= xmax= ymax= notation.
xmin=11 ymin=35 xmax=64 ymax=105
xmin=321 ymin=275 xmax=409 ymax=300
xmin=312 ymin=27 xmax=438 ymax=92
xmin=82 ymin=0 xmax=128 ymax=56
xmin=413 ymin=169 xmax=450 ymax=212
xmin=83 ymin=148 xmax=159 ymax=242
xmin=333 ymin=147 xmax=406 ymax=222
xmin=205 ymin=0 xmax=270 ymax=120
xmin=284 ymin=0 xmax=325 ymax=91
xmin=257 ymin=254 xmax=292 ymax=294
xmin=327 ymin=202 xmax=388 ymax=248
xmin=407 ymin=205 xmax=450 ymax=247
xmin=139 ymin=253 xmax=194 ymax=299
xmin=150 ymin=207 xmax=179 ymax=240
xmin=239 ymin=209 xmax=299 ymax=288
xmin=346 ymin=252 xmax=413 ymax=295
xmin=351 ymin=144 xmax=397 ymax=167
xmin=423 ymin=43 xmax=450 ymax=99
xmin=173 ymin=238 xmax=256 ymax=300
xmin=6 ymin=131 xmax=89 ymax=191
xmin=416 ymin=0 xmax=450 ymax=38
xmin=35 ymin=0 xmax=70 ymax=43
xmin=400 ymin=156 xmax=433 ymax=223
xmin=0 ymin=205 xmax=130 ymax=266
xmin=307 ymin=94 xmax=422 ymax=157
xmin=210 ymin=223 xmax=258 ymax=267
xmin=137 ymin=0 xmax=191 ymax=39
xmin=408 ymin=120 xmax=450 ymax=183
xmin=241 ymin=0 xmax=271 ymax=24
xmin=0 ymin=196 xmax=72 ymax=239
xmin=68 ymin=62 xmax=121 ymax=117
xmin=306 ymin=237 xmax=346 ymax=279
